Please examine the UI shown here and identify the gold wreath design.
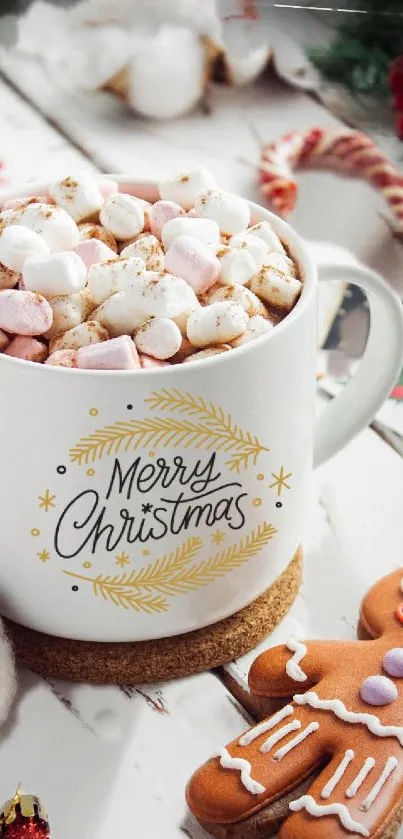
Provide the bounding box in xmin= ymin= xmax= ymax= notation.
xmin=69 ymin=389 xmax=269 ymax=473
xmin=63 ymin=523 xmax=276 ymax=612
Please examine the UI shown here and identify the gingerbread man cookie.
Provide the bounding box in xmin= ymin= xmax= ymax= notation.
xmin=186 ymin=570 xmax=403 ymax=839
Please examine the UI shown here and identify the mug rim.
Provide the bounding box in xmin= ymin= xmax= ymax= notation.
xmin=0 ymin=175 xmax=318 ymax=377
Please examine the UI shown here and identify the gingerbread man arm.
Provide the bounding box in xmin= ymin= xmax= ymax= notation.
xmin=249 ymin=640 xmax=363 ymax=698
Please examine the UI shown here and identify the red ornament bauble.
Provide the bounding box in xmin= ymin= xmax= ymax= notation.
xmin=0 ymin=790 xmax=50 ymax=839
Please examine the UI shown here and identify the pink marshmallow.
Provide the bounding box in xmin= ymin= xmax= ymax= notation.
xmin=1 ymin=195 xmax=48 ymax=211
xmin=0 ymin=290 xmax=53 ymax=336
xmin=187 ymin=208 xmax=197 ymax=217
xmin=150 ymin=200 xmax=184 ymax=239
xmin=4 ymin=335 xmax=48 ymax=363
xmin=74 ymin=239 xmax=117 ymax=271
xmin=164 ymin=235 xmax=220 ymax=295
xmin=76 ymin=335 xmax=141 ymax=370
xmin=139 ymin=354 xmax=170 ymax=369
xmin=97 ymin=178 xmax=119 ymax=200
xmin=46 ymin=349 xmax=77 ymax=368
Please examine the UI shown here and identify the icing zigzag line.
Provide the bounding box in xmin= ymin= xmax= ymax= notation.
xmin=289 ymin=795 xmax=369 ymax=837
xmin=286 ymin=638 xmax=308 ymax=682
xmin=294 ymin=692 xmax=403 ymax=745
xmin=218 ymin=748 xmax=265 ymax=795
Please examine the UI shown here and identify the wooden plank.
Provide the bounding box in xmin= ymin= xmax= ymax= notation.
xmin=1 ymin=668 xmax=249 ymax=839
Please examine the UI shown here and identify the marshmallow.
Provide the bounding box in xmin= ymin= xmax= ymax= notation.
xmin=75 ymin=238 xmax=117 ymax=271
xmin=187 ymin=208 xmax=197 ymax=217
xmin=229 ymin=232 xmax=270 ymax=268
xmin=99 ymin=194 xmax=145 ymax=240
xmin=0 ymin=290 xmax=53 ymax=336
xmin=195 ymin=190 xmax=250 ymax=235
xmin=121 ymin=235 xmax=164 ymax=272
xmin=164 ymin=235 xmax=220 ymax=295
xmin=185 ymin=346 xmax=231 ymax=362
xmin=96 ymin=178 xmax=118 ymax=200
xmin=217 ymin=246 xmax=256 ymax=286
xmin=1 ymin=195 xmax=48 ymax=211
xmin=161 ymin=216 xmax=220 ymax=251
xmin=17 ymin=203 xmax=80 ymax=252
xmin=88 ymin=256 xmax=145 ymax=306
xmin=23 ymin=251 xmax=87 ymax=298
xmin=266 ymin=251 xmax=297 ymax=277
xmin=0 ymin=329 xmax=9 ymax=351
xmin=48 ymin=174 xmax=104 ymax=223
xmin=159 ymin=167 xmax=217 ymax=210
xmin=77 ymin=335 xmax=140 ymax=371
xmin=250 ymin=264 xmax=302 ymax=310
xmin=207 ymin=284 xmax=269 ymax=318
xmin=232 ymin=314 xmax=274 ymax=347
xmin=78 ymin=223 xmax=118 ymax=252
xmin=127 ymin=271 xmax=198 ymax=323
xmin=150 ymin=200 xmax=185 ymax=239
xmin=45 ymin=349 xmax=77 ymax=368
xmin=0 ymin=264 xmax=20 ymax=290
xmin=134 ymin=317 xmax=182 ymax=360
xmin=187 ymin=301 xmax=248 ymax=347
xmin=140 ymin=354 xmax=170 ymax=369
xmin=4 ymin=335 xmax=48 ymax=363
xmin=50 ymin=320 xmax=108 ymax=353
xmin=92 ymin=292 xmax=148 ymax=337
xmin=0 ymin=225 xmax=49 ymax=273
xmin=131 ymin=198 xmax=152 ymax=232
xmin=45 ymin=289 xmax=94 ymax=340
xmin=247 ymin=222 xmax=285 ymax=254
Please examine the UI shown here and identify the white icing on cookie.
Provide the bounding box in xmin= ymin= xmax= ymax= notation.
xmin=289 ymin=795 xmax=369 ymax=837
xmin=273 ymin=722 xmax=319 ymax=761
xmin=346 ymin=758 xmax=376 ymax=798
xmin=294 ymin=692 xmax=403 ymax=745
xmin=238 ymin=705 xmax=293 ymax=747
xmin=259 ymin=720 xmax=301 ymax=754
xmin=361 ymin=757 xmax=398 ymax=812
xmin=218 ymin=747 xmax=265 ymax=795
xmin=321 ymin=749 xmax=354 ymax=799
xmin=286 ymin=638 xmax=308 ymax=682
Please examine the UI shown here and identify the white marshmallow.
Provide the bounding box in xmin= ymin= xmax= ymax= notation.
xmin=185 ymin=346 xmax=231 ymax=363
xmin=195 ymin=190 xmax=250 ymax=235
xmin=92 ymin=291 xmax=148 ymax=337
xmin=23 ymin=251 xmax=87 ymax=298
xmin=0 ymin=225 xmax=49 ymax=272
xmin=229 ymin=232 xmax=270 ymax=268
xmin=17 ymin=203 xmax=80 ymax=252
xmin=207 ymin=284 xmax=269 ymax=318
xmin=187 ymin=301 xmax=248 ymax=347
xmin=266 ymin=251 xmax=297 ymax=277
xmin=120 ymin=235 xmax=164 ymax=272
xmin=161 ymin=216 xmax=220 ymax=252
xmin=88 ymin=256 xmax=145 ymax=306
xmin=134 ymin=317 xmax=182 ymax=360
xmin=232 ymin=314 xmax=274 ymax=347
xmin=50 ymin=320 xmax=108 ymax=353
xmin=127 ymin=272 xmax=198 ymax=325
xmin=99 ymin=194 xmax=145 ymax=240
xmin=250 ymin=264 xmax=302 ymax=310
xmin=48 ymin=174 xmax=104 ymax=223
xmin=217 ymin=246 xmax=256 ymax=286
xmin=159 ymin=167 xmax=217 ymax=210
xmin=45 ymin=289 xmax=94 ymax=340
xmin=247 ymin=222 xmax=285 ymax=254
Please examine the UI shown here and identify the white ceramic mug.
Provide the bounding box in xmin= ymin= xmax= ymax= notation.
xmin=0 ymin=176 xmax=402 ymax=642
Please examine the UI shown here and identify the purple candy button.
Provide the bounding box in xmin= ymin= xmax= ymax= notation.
xmin=360 ymin=675 xmax=398 ymax=706
xmin=383 ymin=648 xmax=403 ymax=678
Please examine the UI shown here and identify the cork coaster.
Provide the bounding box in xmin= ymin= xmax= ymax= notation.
xmin=4 ymin=547 xmax=302 ymax=684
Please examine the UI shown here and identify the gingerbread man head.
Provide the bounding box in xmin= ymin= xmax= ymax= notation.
xmin=187 ymin=569 xmax=403 ymax=839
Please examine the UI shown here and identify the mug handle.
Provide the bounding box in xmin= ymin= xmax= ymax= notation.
xmin=314 ymin=262 xmax=403 ymax=468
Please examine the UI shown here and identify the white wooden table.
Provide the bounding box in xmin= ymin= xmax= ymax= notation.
xmin=1 ymin=35 xmax=403 ymax=838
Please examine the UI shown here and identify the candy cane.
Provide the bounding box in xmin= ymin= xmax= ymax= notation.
xmin=259 ymin=127 xmax=403 ymax=236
